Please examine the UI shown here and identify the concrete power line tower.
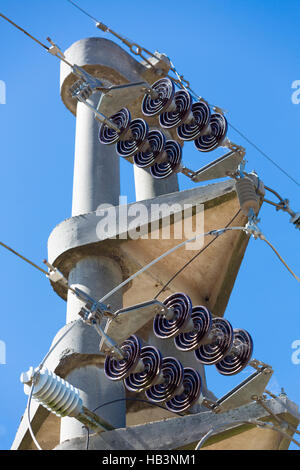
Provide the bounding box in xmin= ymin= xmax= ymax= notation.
xmin=12 ymin=37 xmax=300 ymax=451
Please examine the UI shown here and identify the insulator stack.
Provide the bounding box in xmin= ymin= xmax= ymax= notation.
xmin=215 ymin=329 xmax=253 ymax=376
xmin=21 ymin=367 xmax=83 ymax=418
xmin=194 ymin=113 xmax=228 ymax=152
xmin=235 ymin=177 xmax=260 ymax=216
xmin=98 ymin=107 xmax=131 ymax=145
xmin=142 ymin=78 xmax=175 ymax=117
xmin=194 ymin=317 xmax=234 ymax=365
xmin=177 ymin=101 xmax=211 ymax=141
xmin=133 ymin=130 xmax=166 ymax=168
xmin=145 ymin=356 xmax=184 ymax=403
xmin=174 ymin=306 xmax=212 ymax=351
xmin=104 ymin=335 xmax=142 ymax=381
xmin=158 ymin=90 xmax=193 ymax=129
xmin=117 ymin=118 xmax=149 ymax=158
xmin=153 ymin=292 xmax=193 ymax=339
xmin=165 ymin=367 xmax=202 ymax=413
xmin=149 ymin=140 xmax=182 ymax=179
xmin=124 ymin=345 xmax=163 ymax=392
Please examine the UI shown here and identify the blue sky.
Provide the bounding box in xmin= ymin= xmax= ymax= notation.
xmin=0 ymin=0 xmax=299 ymax=450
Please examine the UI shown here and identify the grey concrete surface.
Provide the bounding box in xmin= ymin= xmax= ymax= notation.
xmin=60 ymin=255 xmax=125 ymax=442
xmin=53 ymin=397 xmax=300 ymax=450
xmin=71 ymin=93 xmax=121 ymax=215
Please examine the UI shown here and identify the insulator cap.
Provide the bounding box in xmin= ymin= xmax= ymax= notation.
xmin=133 ymin=130 xmax=166 ymax=168
xmin=149 ymin=140 xmax=182 ymax=179
xmin=117 ymin=119 xmax=149 ymax=158
xmin=124 ymin=345 xmax=162 ymax=392
xmin=104 ymin=335 xmax=141 ymax=381
xmin=98 ymin=108 xmax=131 ymax=145
xmin=174 ymin=306 xmax=212 ymax=352
xmin=142 ymin=78 xmax=175 ymax=117
xmin=177 ymin=101 xmax=211 ymax=141
xmin=235 ymin=177 xmax=260 ymax=216
xmin=194 ymin=113 xmax=228 ymax=152
xmin=145 ymin=356 xmax=184 ymax=403
xmin=194 ymin=317 xmax=233 ymax=365
xmin=159 ymin=90 xmax=192 ymax=129
xmin=216 ymin=328 xmax=253 ymax=376
xmin=165 ymin=367 xmax=202 ymax=413
xmin=153 ymin=292 xmax=193 ymax=339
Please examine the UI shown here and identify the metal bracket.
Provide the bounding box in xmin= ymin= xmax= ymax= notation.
xmin=99 ymin=299 xmax=170 ymax=351
xmin=191 ymin=149 xmax=245 ymax=183
xmin=97 ymin=81 xmax=156 ymax=117
xmin=74 ymin=287 xmax=114 ymax=324
xmin=213 ymin=364 xmax=273 ymax=414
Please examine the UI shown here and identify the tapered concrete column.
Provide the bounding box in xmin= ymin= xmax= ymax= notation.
xmin=60 ymin=256 xmax=125 ymax=442
xmin=71 ymin=92 xmax=120 ymax=215
xmin=134 ymin=166 xmax=179 ymax=201
xmin=58 ymin=38 xmax=138 ymax=444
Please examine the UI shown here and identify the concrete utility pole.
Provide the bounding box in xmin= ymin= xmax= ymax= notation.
xmin=57 ymin=37 xmax=183 ymax=443
xmin=57 ymin=36 xmax=210 ymax=444
xmin=11 ymin=37 xmax=300 ymax=451
xmin=60 ymin=40 xmax=126 ymax=442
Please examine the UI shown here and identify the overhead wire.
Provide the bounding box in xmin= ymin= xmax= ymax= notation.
xmin=260 ymin=236 xmax=300 ymax=282
xmin=0 ymin=12 xmax=49 ymax=50
xmin=228 ymin=123 xmax=300 ymax=188
xmin=0 ymin=241 xmax=48 ymax=275
xmin=26 ymin=384 xmax=43 ymax=451
xmin=154 ymin=209 xmax=241 ymax=299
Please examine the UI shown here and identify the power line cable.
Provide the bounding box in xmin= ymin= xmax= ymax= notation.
xmin=228 ymin=123 xmax=300 ymax=188
xmin=154 ymin=209 xmax=241 ymax=299
xmin=0 ymin=12 xmax=49 ymax=50
xmin=260 ymin=236 xmax=300 ymax=282
xmin=66 ymin=0 xmax=99 ymax=23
